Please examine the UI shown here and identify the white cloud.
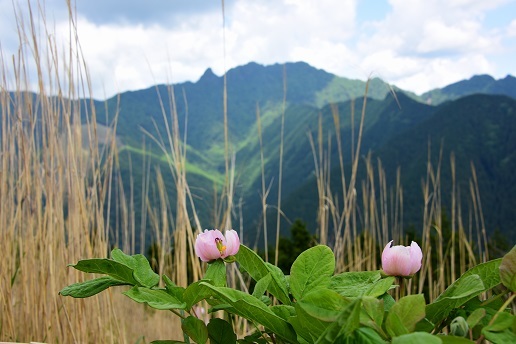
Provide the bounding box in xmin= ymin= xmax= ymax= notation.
xmin=417 ymin=20 xmax=494 ymax=54
xmin=221 ymin=0 xmax=357 ymax=73
xmin=1 ymin=0 xmax=514 ymax=98
xmin=52 ymin=11 xmax=225 ymax=98
xmin=394 ymin=54 xmax=493 ymax=94
xmin=508 ymin=19 xmax=516 ymax=36
xmin=351 ymin=0 xmax=508 ymax=93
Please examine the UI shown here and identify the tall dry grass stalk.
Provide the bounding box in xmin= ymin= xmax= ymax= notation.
xmin=0 ymin=1 xmax=182 ymax=342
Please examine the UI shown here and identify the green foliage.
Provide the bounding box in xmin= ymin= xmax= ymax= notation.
xmin=207 ymin=318 xmax=237 ymax=343
xmin=482 ymin=312 xmax=516 ymax=343
xmin=392 ymin=332 xmax=441 ymax=344
xmin=235 ymin=245 xmax=291 ymax=305
xmin=200 ymin=283 xmax=298 ymax=343
xmin=290 ymin=245 xmax=334 ymax=301
xmin=61 ymin=244 xmax=515 ymax=343
xmin=123 ymin=286 xmax=186 ymax=310
xmin=111 ymin=248 xmax=160 ymax=287
xmin=182 ymin=316 xmax=208 ymax=344
xmin=385 ymin=295 xmax=426 ymax=337
xmin=330 ymin=271 xmax=395 ymax=297
xmin=426 ymin=259 xmax=502 ymax=325
xmin=59 ymin=276 xmax=129 ymax=298
xmin=500 ymin=245 xmax=516 ymax=291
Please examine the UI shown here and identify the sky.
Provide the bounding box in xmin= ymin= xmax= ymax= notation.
xmin=1 ymin=0 xmax=515 ymax=100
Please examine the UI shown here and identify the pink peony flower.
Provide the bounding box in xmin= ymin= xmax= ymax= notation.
xmin=194 ymin=229 xmax=240 ymax=262
xmin=381 ymin=240 xmax=423 ymax=276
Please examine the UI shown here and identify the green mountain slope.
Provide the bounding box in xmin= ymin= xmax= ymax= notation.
xmin=236 ymin=92 xmax=435 ymax=233
xmin=6 ymin=63 xmax=516 ymax=250
xmin=87 ymin=62 xmax=516 ymax=248
xmin=282 ymin=94 xmax=516 ymax=243
xmin=381 ymin=94 xmax=516 ymax=241
xmin=421 ymin=74 xmax=516 ymax=105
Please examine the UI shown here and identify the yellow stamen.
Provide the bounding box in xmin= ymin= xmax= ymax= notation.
xmin=215 ymin=238 xmax=226 ymax=256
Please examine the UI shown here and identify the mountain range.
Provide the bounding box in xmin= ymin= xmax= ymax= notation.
xmin=81 ymin=62 xmax=516 ymax=248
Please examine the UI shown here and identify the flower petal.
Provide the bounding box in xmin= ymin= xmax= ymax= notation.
xmin=381 ymin=240 xmax=421 ymax=276
xmin=408 ymin=241 xmax=423 ymax=274
xmin=194 ymin=229 xmax=225 ymax=262
xmin=224 ymin=229 xmax=240 ymax=257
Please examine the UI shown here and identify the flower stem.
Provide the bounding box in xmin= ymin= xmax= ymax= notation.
xmin=476 ymin=292 xmax=516 ymax=344
xmin=398 ymin=276 xmax=405 ymax=299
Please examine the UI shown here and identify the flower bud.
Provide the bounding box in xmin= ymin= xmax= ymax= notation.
xmin=194 ymin=229 xmax=240 ymax=262
xmin=450 ymin=316 xmax=469 ymax=337
xmin=381 ymin=240 xmax=422 ymax=277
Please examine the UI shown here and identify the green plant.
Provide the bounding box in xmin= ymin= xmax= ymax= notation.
xmin=60 ymin=242 xmax=516 ymax=343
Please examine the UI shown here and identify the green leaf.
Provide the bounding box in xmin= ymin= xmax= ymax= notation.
xmin=438 ymin=335 xmax=475 ymax=344
xmin=265 ymin=262 xmax=291 ymax=301
xmin=499 ymin=245 xmax=516 ymax=292
xmin=235 ymin=245 xmax=291 ymax=305
xmin=425 ymin=275 xmax=484 ymax=325
xmin=426 ymin=259 xmax=502 ymax=325
xmin=314 ymin=298 xmax=361 ymax=343
xmin=182 ymin=316 xmax=208 ymax=344
xmin=238 ymin=331 xmax=269 ymax=344
xmin=330 ymin=271 xmax=387 ymax=297
xmin=298 ymin=289 xmax=348 ymax=322
xmin=163 ymin=274 xmax=185 ymax=302
xmin=252 ymin=273 xmax=272 ymax=298
xmin=290 ymin=245 xmax=335 ymax=301
xmin=69 ymin=258 xmax=138 ymax=285
xmin=123 ymin=286 xmax=186 ymax=310
xmin=392 ymin=332 xmax=442 ymax=344
xmin=386 ymin=311 xmax=409 ymax=337
xmin=466 ymin=308 xmax=486 ymax=328
xmin=484 ymin=311 xmax=514 ymax=332
xmin=482 ymin=313 xmax=516 ymax=344
xmin=349 ymin=327 xmax=387 ymax=344
xmin=205 ymin=259 xmax=227 ymax=287
xmin=111 ymin=249 xmax=160 ymax=288
xmin=380 ymin=292 xmax=396 ymax=312
xmin=361 ymin=296 xmax=385 ymax=329
xmin=437 ymin=334 xmax=475 ymax=344
xmin=59 ymin=276 xmax=128 ymax=298
xmin=289 ymin=303 xmax=329 ymax=343
xmin=270 ymin=305 xmax=296 ymax=321
xmin=184 ymin=281 xmax=214 ymax=310
xmin=367 ymin=276 xmax=396 ymax=297
xmin=385 ymin=294 xmax=426 ymax=337
xmin=207 ymin=318 xmax=237 ymax=344
xmin=199 ymin=282 xmax=298 ymax=343
xmin=151 ymin=341 xmax=187 ymax=344
xmin=482 ymin=330 xmax=516 ymax=344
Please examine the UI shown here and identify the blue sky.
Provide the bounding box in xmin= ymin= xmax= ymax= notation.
xmin=1 ymin=0 xmax=515 ymax=99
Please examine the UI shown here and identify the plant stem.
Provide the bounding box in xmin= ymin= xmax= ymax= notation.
xmin=476 ymin=292 xmax=516 ymax=344
xmin=170 ymin=309 xmax=187 ymax=320
xmin=487 ymin=292 xmax=516 ymax=327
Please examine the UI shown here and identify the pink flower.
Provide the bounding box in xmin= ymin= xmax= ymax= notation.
xmin=194 ymin=229 xmax=240 ymax=262
xmin=381 ymin=240 xmax=422 ymax=276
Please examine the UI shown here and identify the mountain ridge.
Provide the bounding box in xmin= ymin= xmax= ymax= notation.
xmin=421 ymin=74 xmax=516 ymax=105
xmin=79 ymin=62 xmax=516 ymax=247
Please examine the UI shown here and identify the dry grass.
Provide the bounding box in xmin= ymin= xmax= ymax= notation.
xmin=0 ymin=1 xmax=182 ymax=342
